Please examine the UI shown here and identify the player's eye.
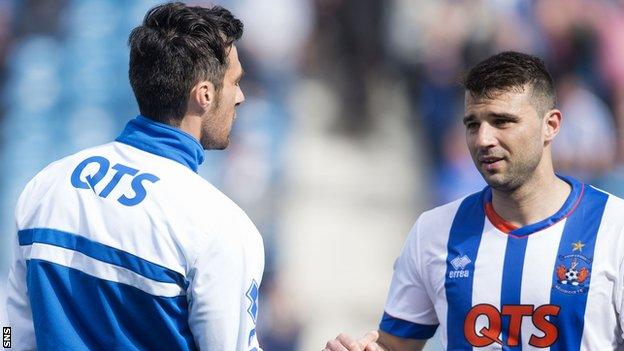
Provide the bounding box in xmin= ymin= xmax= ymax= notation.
xmin=493 ymin=119 xmax=511 ymax=126
xmin=465 ymin=122 xmax=479 ymax=131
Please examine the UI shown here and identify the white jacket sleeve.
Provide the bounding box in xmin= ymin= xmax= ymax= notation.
xmin=617 ymin=254 xmax=624 ymax=340
xmin=186 ymin=215 xmax=264 ymax=351
xmin=6 ymin=178 xmax=37 ymax=350
xmin=6 ymin=234 xmax=36 ymax=350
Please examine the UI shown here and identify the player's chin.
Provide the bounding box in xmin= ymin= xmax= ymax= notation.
xmin=485 ymin=174 xmax=522 ymax=192
xmin=213 ymin=138 xmax=230 ymax=150
xmin=201 ymin=135 xmax=230 ymax=150
xmin=481 ymin=172 xmax=507 ymax=188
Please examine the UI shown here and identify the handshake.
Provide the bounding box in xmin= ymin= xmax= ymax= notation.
xmin=322 ymin=330 xmax=425 ymax=351
xmin=323 ymin=331 xmax=384 ymax=351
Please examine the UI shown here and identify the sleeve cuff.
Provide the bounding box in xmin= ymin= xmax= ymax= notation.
xmin=379 ymin=312 xmax=438 ymax=339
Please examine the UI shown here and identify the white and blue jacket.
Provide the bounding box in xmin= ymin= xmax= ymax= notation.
xmin=6 ymin=116 xmax=264 ymax=351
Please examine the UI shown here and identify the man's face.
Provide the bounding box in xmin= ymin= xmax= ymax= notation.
xmin=463 ymin=87 xmax=545 ymax=191
xmin=200 ymin=45 xmax=245 ymax=150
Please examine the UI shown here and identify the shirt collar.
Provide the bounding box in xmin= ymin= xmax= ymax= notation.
xmin=482 ymin=175 xmax=584 ymax=237
xmin=115 ymin=115 xmax=204 ymax=172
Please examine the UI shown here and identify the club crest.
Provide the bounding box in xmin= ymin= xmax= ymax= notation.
xmin=553 ymin=241 xmax=592 ymax=295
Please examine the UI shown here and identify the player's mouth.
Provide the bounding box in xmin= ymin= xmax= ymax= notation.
xmin=479 ymin=156 xmax=504 ymax=171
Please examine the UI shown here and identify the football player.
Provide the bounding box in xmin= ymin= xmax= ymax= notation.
xmin=324 ymin=51 xmax=624 ymax=350
xmin=6 ymin=3 xmax=263 ymax=350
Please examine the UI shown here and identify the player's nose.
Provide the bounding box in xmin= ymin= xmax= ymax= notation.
xmin=235 ymin=86 xmax=245 ymax=105
xmin=474 ymin=123 xmax=497 ymax=148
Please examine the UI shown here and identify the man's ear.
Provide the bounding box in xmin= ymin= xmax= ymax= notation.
xmin=544 ymin=109 xmax=562 ymax=142
xmin=189 ymin=80 xmax=216 ymax=112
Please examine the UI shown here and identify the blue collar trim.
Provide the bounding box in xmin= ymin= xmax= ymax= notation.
xmin=483 ymin=175 xmax=584 ymax=237
xmin=115 ymin=115 xmax=204 ymax=172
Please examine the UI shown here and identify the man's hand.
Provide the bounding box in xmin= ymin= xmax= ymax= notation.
xmin=323 ymin=330 xmax=385 ymax=351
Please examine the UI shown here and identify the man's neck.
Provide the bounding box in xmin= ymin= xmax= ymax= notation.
xmin=178 ymin=114 xmax=202 ymax=142
xmin=490 ymin=171 xmax=571 ymax=228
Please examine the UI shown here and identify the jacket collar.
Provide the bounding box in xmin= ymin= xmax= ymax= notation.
xmin=115 ymin=115 xmax=204 ymax=172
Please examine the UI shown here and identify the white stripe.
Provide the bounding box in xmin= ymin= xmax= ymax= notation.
xmin=22 ymin=243 xmax=184 ymax=298
xmin=420 ymin=199 xmax=465 ymax=349
xmin=519 ymin=219 xmax=566 ymax=351
xmin=471 ymin=219 xmax=508 ymax=351
xmin=581 ymin=194 xmax=623 ymax=349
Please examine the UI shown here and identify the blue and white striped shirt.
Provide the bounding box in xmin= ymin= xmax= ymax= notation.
xmin=381 ymin=176 xmax=624 ymax=350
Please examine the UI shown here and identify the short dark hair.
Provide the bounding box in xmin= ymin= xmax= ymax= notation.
xmin=128 ymin=2 xmax=243 ymax=125
xmin=463 ymin=51 xmax=556 ymax=116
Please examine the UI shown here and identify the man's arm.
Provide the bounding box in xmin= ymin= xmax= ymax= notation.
xmin=6 ymin=234 xmax=36 ymax=350
xmin=7 ymin=179 xmax=39 ymax=350
xmin=377 ymin=330 xmax=426 ymax=351
xmin=323 ymin=217 xmax=437 ymax=351
xmin=186 ymin=222 xmax=264 ymax=351
xmin=616 ymin=248 xmax=624 ymax=340
xmin=323 ymin=330 xmax=426 ymax=351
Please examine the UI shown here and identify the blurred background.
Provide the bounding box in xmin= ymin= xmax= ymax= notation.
xmin=1 ymin=0 xmax=624 ymax=350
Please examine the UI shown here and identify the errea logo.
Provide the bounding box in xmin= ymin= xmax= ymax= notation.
xmin=449 ymin=255 xmax=471 ymax=279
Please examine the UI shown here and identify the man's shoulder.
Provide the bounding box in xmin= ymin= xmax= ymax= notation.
xmin=586 ymin=184 xmax=624 ymax=224
xmin=174 ymin=180 xmax=260 ymax=246
xmin=588 ymin=184 xmax=624 ymax=204
xmin=179 ymin=177 xmax=239 ymax=209
xmin=25 ymin=142 xmax=117 ymax=186
xmin=154 ymin=167 xmax=253 ymax=226
xmin=417 ymin=192 xmax=481 ymax=229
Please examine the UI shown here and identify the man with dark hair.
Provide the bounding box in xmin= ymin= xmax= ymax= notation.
xmin=323 ymin=51 xmax=624 ymax=350
xmin=6 ymin=2 xmax=263 ymax=350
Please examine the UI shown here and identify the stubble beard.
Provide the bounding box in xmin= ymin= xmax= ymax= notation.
xmin=199 ymin=120 xmax=229 ymax=150
xmin=199 ymin=96 xmax=230 ymax=150
xmin=482 ymin=150 xmax=542 ymax=193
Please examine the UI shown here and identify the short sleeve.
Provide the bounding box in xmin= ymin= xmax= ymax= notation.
xmin=380 ymin=218 xmax=439 ymax=339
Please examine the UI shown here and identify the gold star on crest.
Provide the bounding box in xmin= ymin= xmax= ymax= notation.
xmin=572 ymin=241 xmax=585 ymax=252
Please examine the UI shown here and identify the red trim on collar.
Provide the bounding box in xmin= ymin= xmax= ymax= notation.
xmin=485 ymin=202 xmax=519 ymax=234
xmin=484 ymin=184 xmax=585 ymax=237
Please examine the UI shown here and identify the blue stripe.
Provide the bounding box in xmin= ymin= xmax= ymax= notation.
xmin=18 ymin=228 xmax=187 ymax=289
xmin=499 ymin=237 xmax=528 ymax=349
xmin=445 ymin=191 xmax=487 ymax=350
xmin=27 ymin=260 xmax=196 ymax=351
xmin=379 ymin=312 xmax=438 ymax=339
xmin=549 ymin=186 xmax=608 ymax=351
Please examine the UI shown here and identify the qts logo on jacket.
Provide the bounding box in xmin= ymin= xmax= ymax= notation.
xmin=71 ymin=156 xmax=160 ymax=206
xmin=464 ymin=304 xmax=560 ymax=347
